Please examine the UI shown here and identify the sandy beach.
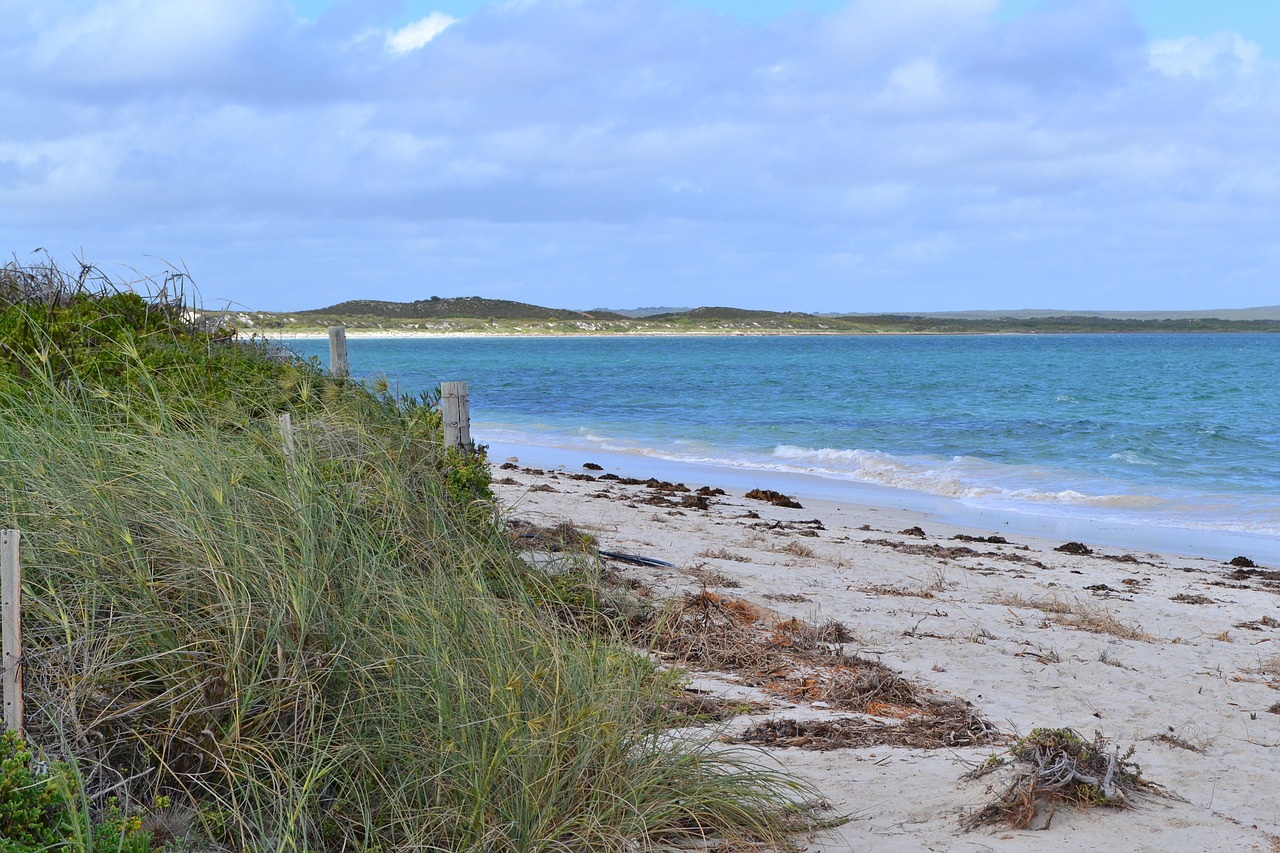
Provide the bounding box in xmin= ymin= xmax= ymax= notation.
xmin=492 ymin=455 xmax=1280 ymax=851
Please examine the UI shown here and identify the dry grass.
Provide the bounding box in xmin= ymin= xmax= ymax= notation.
xmin=696 ymin=547 xmax=752 ymax=563
xmin=1255 ymin=655 xmax=1280 ymax=678
xmin=993 ymin=593 xmax=1150 ymax=641
xmin=1058 ymin=605 xmax=1151 ymax=642
xmin=777 ymin=540 xmax=816 ymax=558
xmin=993 ymin=592 xmax=1074 ymax=614
xmin=685 ymin=563 xmax=743 ymax=589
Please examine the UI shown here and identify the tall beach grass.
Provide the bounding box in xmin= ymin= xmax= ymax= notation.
xmin=0 ymin=259 xmax=814 ymax=851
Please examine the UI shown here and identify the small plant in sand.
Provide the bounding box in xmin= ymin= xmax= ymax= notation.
xmin=962 ymin=728 xmax=1157 ymax=831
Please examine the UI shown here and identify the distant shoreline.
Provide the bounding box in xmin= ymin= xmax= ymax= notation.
xmin=258 ymin=327 xmax=1279 ymax=341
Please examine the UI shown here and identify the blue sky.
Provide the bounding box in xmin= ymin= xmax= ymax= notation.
xmin=4 ymin=1 xmax=1278 ymax=312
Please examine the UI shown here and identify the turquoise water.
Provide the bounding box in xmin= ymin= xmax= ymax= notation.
xmin=287 ymin=334 xmax=1280 ymax=539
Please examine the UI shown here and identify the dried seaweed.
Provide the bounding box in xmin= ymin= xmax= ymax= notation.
xmin=962 ymin=728 xmax=1156 ymax=831
xmin=739 ymin=704 xmax=1000 ymax=751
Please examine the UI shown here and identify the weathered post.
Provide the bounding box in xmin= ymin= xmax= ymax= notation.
xmin=278 ymin=412 xmax=296 ymax=459
xmin=328 ymin=326 xmax=349 ymax=380
xmin=440 ymin=381 xmax=472 ymax=452
xmin=1 ymin=529 xmax=21 ymax=735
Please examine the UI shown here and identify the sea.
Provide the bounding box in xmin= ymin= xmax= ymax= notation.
xmin=286 ymin=333 xmax=1280 ymax=561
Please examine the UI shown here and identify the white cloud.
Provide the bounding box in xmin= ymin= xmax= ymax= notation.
xmin=386 ymin=12 xmax=457 ymax=54
xmin=3 ymin=0 xmax=1280 ymax=310
xmin=1149 ymin=31 xmax=1263 ymax=79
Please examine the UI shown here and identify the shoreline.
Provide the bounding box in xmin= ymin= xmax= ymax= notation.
xmin=260 ymin=328 xmax=1279 ymax=340
xmin=485 ymin=439 xmax=1280 ymax=564
xmin=491 ymin=455 xmax=1280 ymax=850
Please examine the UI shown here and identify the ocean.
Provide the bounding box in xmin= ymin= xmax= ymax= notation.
xmin=286 ymin=333 xmax=1280 ymax=557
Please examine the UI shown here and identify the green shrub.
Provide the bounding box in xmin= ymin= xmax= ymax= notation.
xmin=0 ymin=730 xmax=75 ymax=849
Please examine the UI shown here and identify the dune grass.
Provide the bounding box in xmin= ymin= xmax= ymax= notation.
xmin=0 ymin=261 xmax=815 ymax=851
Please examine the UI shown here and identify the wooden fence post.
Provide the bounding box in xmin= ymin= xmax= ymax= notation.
xmin=328 ymin=326 xmax=349 ymax=380
xmin=440 ymin=381 xmax=472 ymax=452
xmin=1 ymin=529 xmax=21 ymax=736
xmin=278 ymin=412 xmax=296 ymax=459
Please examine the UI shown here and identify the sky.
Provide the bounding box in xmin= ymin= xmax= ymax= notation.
xmin=3 ymin=1 xmax=1278 ymax=312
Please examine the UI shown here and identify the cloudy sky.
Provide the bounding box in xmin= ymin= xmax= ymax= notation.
xmin=3 ymin=0 xmax=1278 ymax=312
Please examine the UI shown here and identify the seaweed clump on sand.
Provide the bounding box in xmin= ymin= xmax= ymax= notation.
xmin=962 ymin=728 xmax=1158 ymax=831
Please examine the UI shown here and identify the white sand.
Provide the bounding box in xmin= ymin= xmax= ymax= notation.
xmin=493 ymin=456 xmax=1280 ymax=852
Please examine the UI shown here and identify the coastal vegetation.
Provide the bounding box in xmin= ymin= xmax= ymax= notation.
xmin=223 ymin=297 xmax=1280 ymax=336
xmin=0 ymin=258 xmax=812 ymax=851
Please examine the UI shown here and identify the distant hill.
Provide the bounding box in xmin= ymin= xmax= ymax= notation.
xmin=257 ymin=297 xmax=1280 ymax=335
xmin=594 ymin=306 xmax=691 ymax=318
xmin=296 ymin=296 xmax=626 ymax=321
xmin=648 ymin=306 xmax=791 ymax=321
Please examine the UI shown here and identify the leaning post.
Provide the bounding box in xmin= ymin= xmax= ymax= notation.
xmin=440 ymin=381 xmax=473 ymax=452
xmin=1 ymin=529 xmax=22 ymax=736
xmin=328 ymin=326 xmax=349 ymax=380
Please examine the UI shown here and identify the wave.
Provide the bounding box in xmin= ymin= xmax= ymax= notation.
xmin=770 ymin=445 xmax=1166 ymax=507
xmin=1108 ymin=450 xmax=1159 ymax=466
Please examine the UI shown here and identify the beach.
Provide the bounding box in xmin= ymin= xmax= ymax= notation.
xmin=493 ymin=453 xmax=1280 ymax=851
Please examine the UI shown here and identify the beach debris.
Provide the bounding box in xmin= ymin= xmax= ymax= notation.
xmin=599 ymin=550 xmax=675 ymax=568
xmin=684 ymin=563 xmax=742 ymax=588
xmin=961 ymin=728 xmax=1157 ymax=832
xmin=1226 ymin=566 xmax=1280 ymax=584
xmin=750 ymin=519 xmax=822 ymax=537
xmin=638 ymin=491 xmax=711 ymax=510
xmin=696 ymin=485 xmax=727 ymax=496
xmin=952 ymin=534 xmax=1010 ymax=544
xmin=745 ymin=488 xmax=803 ymax=509
xmin=695 ymin=547 xmax=752 ymax=563
xmin=740 ymin=703 xmax=999 ymax=751
xmin=1148 ymin=731 xmax=1202 ymax=752
xmin=1233 ymin=615 xmax=1279 ymax=631
xmin=582 ymin=462 xmax=603 ymax=470
xmin=1084 ymin=583 xmax=1126 ymax=597
xmin=1268 ymin=702 xmax=1280 ymax=715
xmin=662 ymin=689 xmax=773 ymax=727
xmin=649 ymin=592 xmax=998 ymax=745
xmin=509 ymin=519 xmax=596 ymax=552
xmin=1170 ymin=593 xmax=1215 ymax=605
xmin=862 ymin=538 xmax=1050 ymax=570
xmin=499 ymin=462 xmax=519 ymax=470
xmin=1055 ymin=541 xmax=1093 ymax=555
xmin=645 ymin=478 xmax=690 ymax=492
xmin=528 ymin=483 xmax=559 ymax=493
xmin=898 ymin=526 xmax=926 ymax=538
xmin=1228 ymin=555 xmax=1257 ymax=568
